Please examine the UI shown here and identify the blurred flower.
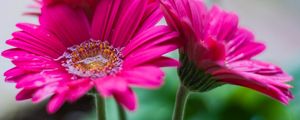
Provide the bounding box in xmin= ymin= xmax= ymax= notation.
xmin=2 ymin=0 xmax=179 ymax=113
xmin=41 ymin=0 xmax=99 ymax=7
xmin=28 ymin=0 xmax=99 ymax=18
xmin=160 ymin=0 xmax=293 ymax=104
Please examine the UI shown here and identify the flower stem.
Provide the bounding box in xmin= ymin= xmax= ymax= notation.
xmin=95 ymin=94 xmax=106 ymax=120
xmin=117 ymin=103 xmax=127 ymax=120
xmin=172 ymin=84 xmax=190 ymax=120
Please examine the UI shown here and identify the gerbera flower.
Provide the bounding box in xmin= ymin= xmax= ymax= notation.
xmin=2 ymin=0 xmax=179 ymax=113
xmin=160 ymin=0 xmax=293 ymax=104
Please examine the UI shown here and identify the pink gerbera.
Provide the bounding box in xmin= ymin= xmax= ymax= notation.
xmin=160 ymin=0 xmax=293 ymax=104
xmin=2 ymin=0 xmax=179 ymax=113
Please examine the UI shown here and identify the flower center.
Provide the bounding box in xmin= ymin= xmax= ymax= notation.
xmin=61 ymin=40 xmax=123 ymax=78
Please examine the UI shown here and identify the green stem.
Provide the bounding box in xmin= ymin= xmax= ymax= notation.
xmin=117 ymin=103 xmax=127 ymax=120
xmin=95 ymin=94 xmax=106 ymax=120
xmin=172 ymin=84 xmax=190 ymax=120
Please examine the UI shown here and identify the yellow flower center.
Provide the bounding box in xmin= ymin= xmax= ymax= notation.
xmin=62 ymin=40 xmax=123 ymax=78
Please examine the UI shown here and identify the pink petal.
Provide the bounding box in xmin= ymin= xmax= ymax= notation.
xmin=134 ymin=1 xmax=163 ymax=34
xmin=123 ymin=26 xmax=179 ymax=57
xmin=39 ymin=4 xmax=90 ymax=47
xmin=2 ymin=48 xmax=39 ymax=60
xmin=212 ymin=67 xmax=293 ymax=104
xmin=32 ymin=83 xmax=59 ymax=103
xmin=16 ymin=73 xmax=44 ymax=89
xmin=6 ymin=73 xmax=32 ymax=83
xmin=95 ymin=76 xmax=127 ymax=97
xmin=166 ymin=0 xmax=190 ymax=18
xmin=91 ymin=0 xmax=122 ymax=41
xmin=16 ymin=70 xmax=70 ymax=89
xmin=160 ymin=0 xmax=183 ymax=30
xmin=187 ymin=0 xmax=207 ymax=40
xmin=16 ymin=88 xmax=38 ymax=101
xmin=228 ymin=60 xmax=293 ymax=82
xmin=205 ymin=5 xmax=238 ymax=42
xmin=226 ymin=28 xmax=254 ymax=54
xmin=2 ymin=49 xmax=60 ymax=69
xmin=3 ymin=49 xmax=63 ymax=71
xmin=47 ymin=93 xmax=67 ymax=114
xmin=120 ymin=66 xmax=165 ymax=89
xmin=142 ymin=56 xmax=179 ymax=67
xmin=205 ymin=37 xmax=226 ymax=61
xmin=6 ymin=39 xmax=59 ymax=58
xmin=16 ymin=23 xmax=66 ymax=55
xmin=66 ymin=78 xmax=93 ymax=103
xmin=111 ymin=0 xmax=148 ymax=47
xmin=124 ymin=44 xmax=178 ymax=68
xmin=161 ymin=0 xmax=207 ymax=62
xmin=12 ymin=58 xmax=62 ymax=71
xmin=217 ymin=74 xmax=293 ymax=104
xmin=12 ymin=31 xmax=62 ymax=58
xmin=113 ymin=87 xmax=137 ymax=111
xmin=227 ymin=42 xmax=265 ymax=62
xmin=4 ymin=67 xmax=27 ymax=82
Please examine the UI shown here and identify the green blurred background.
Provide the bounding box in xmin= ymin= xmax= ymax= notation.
xmin=0 ymin=0 xmax=299 ymax=120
